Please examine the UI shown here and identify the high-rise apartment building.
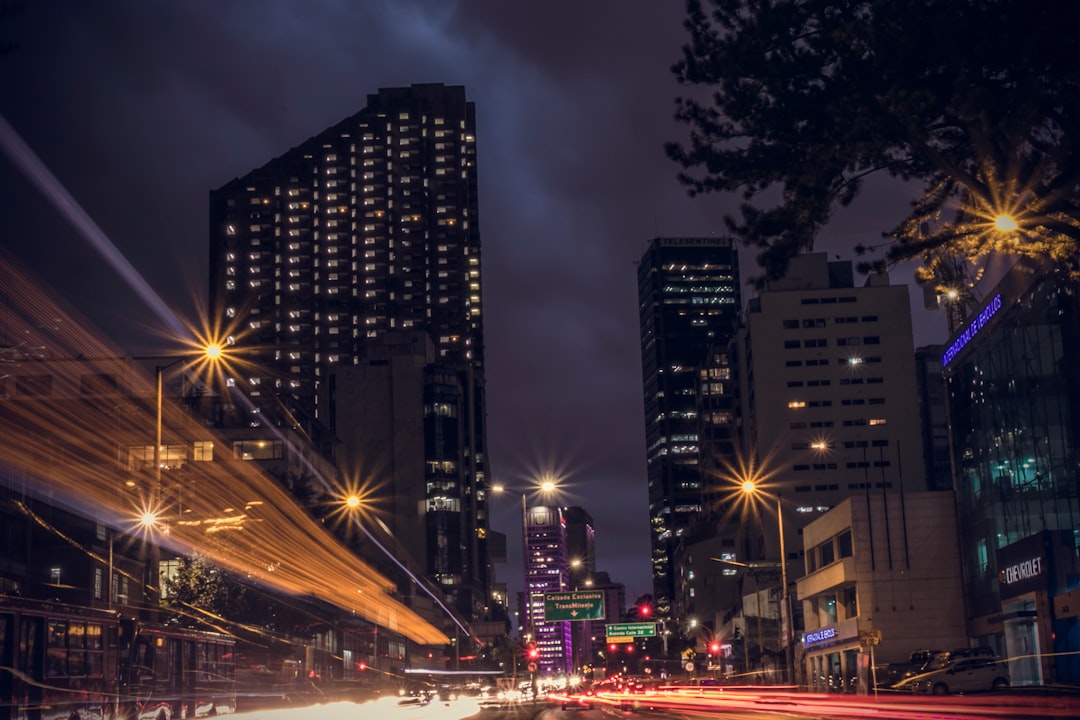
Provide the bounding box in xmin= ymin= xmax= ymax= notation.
xmin=637 ymin=237 xmax=742 ymax=617
xmin=208 ymin=84 xmax=491 ymax=621
xmin=524 ymin=505 xmax=573 ymax=675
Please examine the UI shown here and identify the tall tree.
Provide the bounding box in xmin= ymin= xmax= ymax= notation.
xmin=667 ymin=0 xmax=1080 ymax=290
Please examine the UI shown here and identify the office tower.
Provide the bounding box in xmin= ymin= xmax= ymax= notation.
xmin=637 ymin=237 xmax=742 ymax=618
xmin=524 ymin=505 xmax=573 ymax=675
xmin=735 ymin=253 xmax=926 ymax=571
xmin=208 ymin=84 xmax=491 ymax=621
xmin=941 ymin=258 xmax=1080 ymax=686
xmin=564 ymin=506 xmax=596 ymax=671
xmin=564 ymin=506 xmax=596 ymax=588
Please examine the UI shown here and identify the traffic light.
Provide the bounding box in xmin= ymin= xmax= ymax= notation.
xmin=609 ymin=643 xmax=618 ymax=652
xmin=526 ymin=643 xmax=540 ymax=661
xmin=708 ymin=641 xmax=721 ymax=656
xmin=638 ymin=603 xmax=652 ymax=618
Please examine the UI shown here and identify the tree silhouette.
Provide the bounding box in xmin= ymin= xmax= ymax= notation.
xmin=668 ymin=0 xmax=1080 ymax=289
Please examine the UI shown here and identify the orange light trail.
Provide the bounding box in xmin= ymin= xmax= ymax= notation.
xmin=0 ymin=258 xmax=448 ymax=646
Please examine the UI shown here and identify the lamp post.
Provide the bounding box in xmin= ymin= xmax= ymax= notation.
xmin=154 ymin=343 xmax=222 ymax=500
xmin=148 ymin=344 xmax=222 ymax=606
xmin=492 ymin=478 xmax=559 ymax=678
xmin=740 ymin=480 xmax=794 ymax=685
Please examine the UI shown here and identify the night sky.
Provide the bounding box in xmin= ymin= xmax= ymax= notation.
xmin=0 ymin=1 xmax=948 ymax=604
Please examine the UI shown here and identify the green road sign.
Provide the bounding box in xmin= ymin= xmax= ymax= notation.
xmin=605 ymin=622 xmax=656 ymax=639
xmin=543 ymin=590 xmax=605 ymax=621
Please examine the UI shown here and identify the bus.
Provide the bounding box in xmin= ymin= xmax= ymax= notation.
xmin=0 ymin=595 xmax=236 ymax=719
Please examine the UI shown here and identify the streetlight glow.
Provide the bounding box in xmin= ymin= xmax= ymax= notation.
xmin=994 ymin=213 xmax=1019 ymax=232
xmin=741 ymin=479 xmax=756 ymax=494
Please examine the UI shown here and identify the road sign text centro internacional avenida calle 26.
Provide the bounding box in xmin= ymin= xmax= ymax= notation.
xmin=543 ymin=590 xmax=606 ymax=621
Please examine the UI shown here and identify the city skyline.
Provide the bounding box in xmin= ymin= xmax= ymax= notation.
xmin=0 ymin=2 xmax=952 ymax=602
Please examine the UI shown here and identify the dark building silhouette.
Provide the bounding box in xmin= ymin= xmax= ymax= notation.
xmin=637 ymin=237 xmax=742 ymax=618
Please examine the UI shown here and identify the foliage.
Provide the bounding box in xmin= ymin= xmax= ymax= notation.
xmin=668 ymin=0 xmax=1080 ymax=290
xmin=163 ymin=554 xmax=248 ymax=627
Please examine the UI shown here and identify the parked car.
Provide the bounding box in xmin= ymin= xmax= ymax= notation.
xmin=893 ymin=649 xmax=1009 ymax=695
xmin=880 ymin=649 xmax=942 ymax=688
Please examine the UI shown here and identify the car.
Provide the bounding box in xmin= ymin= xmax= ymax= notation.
xmin=560 ymin=693 xmax=593 ymax=711
xmin=881 ymin=649 xmax=942 ymax=688
xmin=894 ymin=650 xmax=1010 ymax=695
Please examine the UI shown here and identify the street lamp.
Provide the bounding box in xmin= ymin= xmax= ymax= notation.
xmin=740 ymin=480 xmax=794 ymax=685
xmin=491 ymin=478 xmax=560 ymax=676
xmin=148 ymin=343 xmax=223 ymax=607
xmin=154 ymin=343 xmax=223 ymax=500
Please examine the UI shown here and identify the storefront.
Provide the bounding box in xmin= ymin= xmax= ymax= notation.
xmin=801 ymin=621 xmax=863 ymax=693
xmin=995 ymin=531 xmax=1079 ymax=685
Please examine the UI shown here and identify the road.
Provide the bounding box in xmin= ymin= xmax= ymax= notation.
xmin=226 ymin=688 xmax=1080 ymax=720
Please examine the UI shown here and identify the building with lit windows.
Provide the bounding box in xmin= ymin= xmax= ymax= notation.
xmin=941 ymin=258 xmax=1080 ymax=686
xmin=208 ymin=84 xmax=492 ymax=623
xmin=637 ymin=237 xmax=742 ymax=619
xmin=523 ymin=505 xmax=573 ymax=675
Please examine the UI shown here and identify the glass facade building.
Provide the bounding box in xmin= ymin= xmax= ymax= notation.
xmin=943 ymin=259 xmax=1080 ymax=685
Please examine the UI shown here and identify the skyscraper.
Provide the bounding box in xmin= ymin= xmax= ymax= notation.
xmin=208 ymin=84 xmax=491 ymax=621
xmin=637 ymin=237 xmax=742 ymax=618
xmin=524 ymin=505 xmax=573 ymax=675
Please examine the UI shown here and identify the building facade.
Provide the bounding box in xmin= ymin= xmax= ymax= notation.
xmin=637 ymin=236 xmax=742 ymax=618
xmin=942 ymin=258 xmax=1080 ymax=685
xmin=208 ymin=84 xmax=492 ymax=622
xmin=796 ymin=493 xmax=967 ymax=693
xmin=914 ymin=345 xmax=953 ymax=491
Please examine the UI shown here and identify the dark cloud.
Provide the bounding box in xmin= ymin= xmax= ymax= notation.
xmin=0 ymin=1 xmax=942 ymax=603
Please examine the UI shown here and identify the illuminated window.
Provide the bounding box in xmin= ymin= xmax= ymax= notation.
xmin=232 ymin=440 xmax=284 ymax=460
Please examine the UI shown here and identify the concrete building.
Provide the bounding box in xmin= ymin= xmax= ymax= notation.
xmin=796 ymin=492 xmax=967 ymax=693
xmin=733 ymin=253 xmax=929 ymax=681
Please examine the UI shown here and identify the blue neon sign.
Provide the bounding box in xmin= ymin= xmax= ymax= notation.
xmin=802 ymin=626 xmax=837 ymax=648
xmin=942 ymin=293 xmax=1003 ymax=367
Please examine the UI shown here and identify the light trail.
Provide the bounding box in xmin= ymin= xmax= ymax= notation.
xmin=0 ymin=112 xmax=187 ymax=339
xmin=0 ymin=259 xmax=448 ymax=645
xmin=231 ymin=697 xmax=486 ymax=720
xmin=0 ymin=112 xmax=470 ymax=645
xmin=584 ymin=685 xmax=1080 ymax=720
